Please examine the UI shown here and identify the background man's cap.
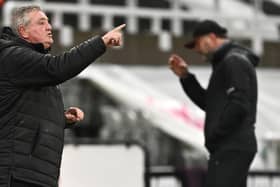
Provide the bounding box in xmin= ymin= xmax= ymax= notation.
xmin=184 ymin=20 xmax=228 ymax=49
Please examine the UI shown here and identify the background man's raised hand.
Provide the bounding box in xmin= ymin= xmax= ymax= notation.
xmin=168 ymin=54 xmax=189 ymax=78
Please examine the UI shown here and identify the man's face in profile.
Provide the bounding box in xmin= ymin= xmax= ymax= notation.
xmin=21 ymin=10 xmax=53 ymax=49
xmin=193 ymin=34 xmax=217 ymax=56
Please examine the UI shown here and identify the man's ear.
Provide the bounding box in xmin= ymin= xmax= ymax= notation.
xmin=18 ymin=25 xmax=28 ymax=39
xmin=209 ymin=33 xmax=220 ymax=46
xmin=209 ymin=33 xmax=217 ymax=40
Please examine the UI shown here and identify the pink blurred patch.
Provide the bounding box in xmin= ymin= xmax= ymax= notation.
xmin=168 ymin=106 xmax=204 ymax=130
xmin=146 ymin=97 xmax=204 ymax=130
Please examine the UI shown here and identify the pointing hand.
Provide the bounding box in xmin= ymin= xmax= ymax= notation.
xmin=102 ymin=24 xmax=126 ymax=47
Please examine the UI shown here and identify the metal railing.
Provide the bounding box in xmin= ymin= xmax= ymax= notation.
xmin=248 ymin=171 xmax=280 ymax=187
xmin=148 ymin=167 xmax=280 ymax=187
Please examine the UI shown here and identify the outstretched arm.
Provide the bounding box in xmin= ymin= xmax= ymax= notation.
xmin=4 ymin=24 xmax=126 ymax=87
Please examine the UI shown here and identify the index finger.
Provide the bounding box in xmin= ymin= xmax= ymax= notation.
xmin=112 ymin=24 xmax=126 ymax=32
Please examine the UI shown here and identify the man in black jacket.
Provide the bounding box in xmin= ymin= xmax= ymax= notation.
xmin=0 ymin=5 xmax=125 ymax=187
xmin=169 ymin=20 xmax=258 ymax=187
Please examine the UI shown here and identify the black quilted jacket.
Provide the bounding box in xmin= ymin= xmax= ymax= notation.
xmin=0 ymin=27 xmax=106 ymax=187
xmin=180 ymin=42 xmax=259 ymax=154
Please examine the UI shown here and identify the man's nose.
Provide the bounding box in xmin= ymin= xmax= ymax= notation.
xmin=46 ymin=23 xmax=52 ymax=30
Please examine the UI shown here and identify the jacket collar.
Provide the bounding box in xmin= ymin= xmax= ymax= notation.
xmin=209 ymin=41 xmax=233 ymax=68
xmin=15 ymin=37 xmax=49 ymax=54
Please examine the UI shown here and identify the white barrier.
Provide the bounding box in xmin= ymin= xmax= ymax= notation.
xmin=60 ymin=143 xmax=147 ymax=187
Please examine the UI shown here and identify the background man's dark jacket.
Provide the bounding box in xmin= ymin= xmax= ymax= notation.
xmin=0 ymin=27 xmax=106 ymax=187
xmin=180 ymin=42 xmax=258 ymax=154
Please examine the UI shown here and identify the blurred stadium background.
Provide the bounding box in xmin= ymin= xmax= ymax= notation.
xmin=2 ymin=0 xmax=280 ymax=187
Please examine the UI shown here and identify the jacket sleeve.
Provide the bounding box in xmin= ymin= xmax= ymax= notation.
xmin=210 ymin=55 xmax=252 ymax=141
xmin=3 ymin=36 xmax=106 ymax=87
xmin=180 ymin=73 xmax=206 ymax=110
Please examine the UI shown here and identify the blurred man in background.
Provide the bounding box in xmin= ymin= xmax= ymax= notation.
xmin=169 ymin=20 xmax=258 ymax=187
xmin=0 ymin=5 xmax=124 ymax=187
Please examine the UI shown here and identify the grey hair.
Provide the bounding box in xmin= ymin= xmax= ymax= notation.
xmin=11 ymin=5 xmax=41 ymax=35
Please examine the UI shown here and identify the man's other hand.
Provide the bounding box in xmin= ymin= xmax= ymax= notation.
xmin=65 ymin=107 xmax=84 ymax=124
